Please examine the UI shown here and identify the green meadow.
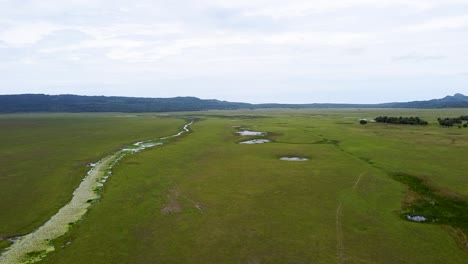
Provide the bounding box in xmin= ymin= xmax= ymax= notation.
xmin=1 ymin=109 xmax=468 ymax=263
xmin=0 ymin=114 xmax=185 ymax=250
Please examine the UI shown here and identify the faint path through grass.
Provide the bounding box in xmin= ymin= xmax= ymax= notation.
xmin=336 ymin=202 xmax=344 ymax=264
xmin=352 ymin=173 xmax=365 ymax=191
xmin=332 ymin=134 xmax=468 ymax=250
xmin=336 ymin=172 xmax=366 ymax=263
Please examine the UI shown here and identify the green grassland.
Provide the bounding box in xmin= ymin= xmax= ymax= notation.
xmin=0 ymin=114 xmax=186 ymax=251
xmin=28 ymin=109 xmax=467 ymax=264
xmin=2 ymin=110 xmax=468 ymax=263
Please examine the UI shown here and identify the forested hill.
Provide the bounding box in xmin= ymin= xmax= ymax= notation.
xmin=0 ymin=94 xmax=250 ymax=113
xmin=0 ymin=93 xmax=467 ymax=113
xmin=379 ymin=93 xmax=468 ymax=108
xmin=255 ymin=93 xmax=468 ymax=109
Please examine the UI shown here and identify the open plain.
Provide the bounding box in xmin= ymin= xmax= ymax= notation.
xmin=1 ymin=109 xmax=467 ymax=263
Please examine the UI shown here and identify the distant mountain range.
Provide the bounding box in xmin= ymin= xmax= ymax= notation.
xmin=0 ymin=93 xmax=467 ymax=113
xmin=378 ymin=93 xmax=468 ymax=108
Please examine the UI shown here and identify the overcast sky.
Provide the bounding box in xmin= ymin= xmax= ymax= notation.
xmin=0 ymin=0 xmax=467 ymax=103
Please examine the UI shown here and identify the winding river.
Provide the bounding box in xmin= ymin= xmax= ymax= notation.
xmin=0 ymin=121 xmax=194 ymax=264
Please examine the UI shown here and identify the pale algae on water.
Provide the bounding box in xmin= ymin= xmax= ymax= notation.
xmin=0 ymin=121 xmax=194 ymax=264
xmin=235 ymin=129 xmax=270 ymax=144
xmin=0 ymin=156 xmax=113 ymax=264
xmin=280 ymin=157 xmax=309 ymax=161
xmin=239 ymin=139 xmax=271 ymax=144
xmin=236 ymin=131 xmax=265 ymax=136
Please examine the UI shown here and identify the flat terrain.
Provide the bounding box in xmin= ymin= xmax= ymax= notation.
xmin=0 ymin=114 xmax=185 ymax=250
xmin=1 ymin=109 xmax=468 ymax=263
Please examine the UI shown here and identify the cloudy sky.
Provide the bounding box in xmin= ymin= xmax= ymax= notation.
xmin=0 ymin=0 xmax=467 ymax=103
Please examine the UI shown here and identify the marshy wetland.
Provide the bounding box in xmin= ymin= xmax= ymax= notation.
xmin=1 ymin=109 xmax=467 ymax=263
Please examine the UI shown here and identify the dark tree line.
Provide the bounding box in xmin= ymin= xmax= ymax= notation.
xmin=0 ymin=94 xmax=251 ymax=113
xmin=1 ymin=93 xmax=468 ymax=113
xmin=437 ymin=116 xmax=468 ymax=127
xmin=374 ymin=116 xmax=428 ymax=125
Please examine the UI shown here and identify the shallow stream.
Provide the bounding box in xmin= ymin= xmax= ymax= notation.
xmin=0 ymin=121 xmax=194 ymax=264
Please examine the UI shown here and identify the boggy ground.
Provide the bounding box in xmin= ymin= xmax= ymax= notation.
xmin=0 ymin=113 xmax=186 ymax=252
xmin=34 ymin=109 xmax=468 ymax=264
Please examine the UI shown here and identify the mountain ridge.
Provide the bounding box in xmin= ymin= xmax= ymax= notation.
xmin=0 ymin=93 xmax=466 ymax=113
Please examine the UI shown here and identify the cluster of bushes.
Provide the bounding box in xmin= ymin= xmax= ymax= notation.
xmin=374 ymin=116 xmax=428 ymax=125
xmin=438 ymin=116 xmax=468 ymax=127
xmin=360 ymin=115 xmax=468 ymax=128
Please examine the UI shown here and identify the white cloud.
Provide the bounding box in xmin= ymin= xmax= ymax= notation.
xmin=240 ymin=0 xmax=445 ymax=18
xmin=407 ymin=16 xmax=468 ymax=31
xmin=393 ymin=53 xmax=446 ymax=62
xmin=0 ymin=0 xmax=467 ymax=102
xmin=262 ymin=32 xmax=370 ymax=47
xmin=76 ymin=23 xmax=185 ymax=39
xmin=0 ymin=22 xmax=62 ymax=46
xmin=105 ymin=34 xmax=252 ymax=62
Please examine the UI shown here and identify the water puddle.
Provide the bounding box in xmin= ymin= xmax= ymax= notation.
xmin=280 ymin=157 xmax=308 ymax=161
xmin=240 ymin=139 xmax=271 ymax=144
xmin=236 ymin=131 xmax=266 ymax=136
xmin=0 ymin=121 xmax=194 ymax=264
xmin=235 ymin=127 xmax=271 ymax=144
xmin=406 ymin=215 xmax=428 ymax=222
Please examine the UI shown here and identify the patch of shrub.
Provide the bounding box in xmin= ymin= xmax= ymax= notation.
xmin=374 ymin=116 xmax=428 ymax=125
xmin=437 ymin=116 xmax=468 ymax=127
